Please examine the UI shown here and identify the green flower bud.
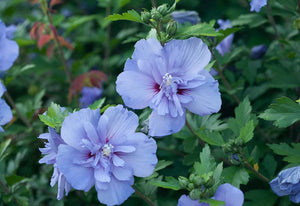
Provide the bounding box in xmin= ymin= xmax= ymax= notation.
xmin=189 ymin=188 xmax=202 ymax=200
xmin=178 ymin=176 xmax=189 ymax=188
xmin=189 ymin=173 xmax=196 ymax=182
xmin=157 ymin=4 xmax=168 ymax=16
xmin=166 ymin=20 xmax=177 ymax=37
xmin=141 ymin=11 xmax=151 ymax=24
xmin=193 ymin=176 xmax=204 ymax=186
xmin=187 ymin=182 xmax=195 ymax=190
xmin=151 ymin=8 xmax=162 ymax=21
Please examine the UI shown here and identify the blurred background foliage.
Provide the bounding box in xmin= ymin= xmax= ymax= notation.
xmin=0 ymin=0 xmax=299 ymax=205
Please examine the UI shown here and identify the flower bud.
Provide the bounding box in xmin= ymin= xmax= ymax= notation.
xmin=151 ymin=8 xmax=162 ymax=21
xmin=157 ymin=4 xmax=168 ymax=16
xmin=178 ymin=176 xmax=189 ymax=188
xmin=141 ymin=11 xmax=151 ymax=24
xmin=166 ymin=20 xmax=177 ymax=37
xmin=189 ymin=188 xmax=202 ymax=200
xmin=187 ymin=182 xmax=195 ymax=190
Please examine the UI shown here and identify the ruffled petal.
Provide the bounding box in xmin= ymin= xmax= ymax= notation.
xmin=213 ymin=183 xmax=244 ymax=206
xmin=112 ymin=165 xmax=133 ymax=181
xmin=119 ymin=132 xmax=157 ymax=177
xmin=149 ymin=110 xmax=186 ymax=137
xmin=269 ymin=177 xmax=290 ymax=196
xmin=95 ymin=176 xmax=134 ymax=206
xmin=177 ymin=195 xmax=206 ymax=206
xmin=116 ymin=70 xmax=157 ymax=109
xmin=132 ymin=38 xmax=163 ymax=60
xmin=61 ymin=108 xmax=100 ymax=150
xmin=56 ymin=145 xmax=94 ymax=191
xmin=101 ymin=105 xmax=139 ymax=143
xmin=164 ymin=37 xmax=211 ymax=76
xmin=0 ymin=98 xmax=13 ymax=128
xmin=182 ymin=70 xmax=221 ymax=116
xmin=94 ymin=166 xmax=111 ymax=183
xmin=0 ymin=37 xmax=19 ymax=72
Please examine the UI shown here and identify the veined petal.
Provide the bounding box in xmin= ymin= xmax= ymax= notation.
xmin=0 ymin=38 xmax=19 ymax=72
xmin=116 ymin=70 xmax=157 ymax=109
xmin=119 ymin=133 xmax=157 ymax=177
xmin=112 ymin=165 xmax=133 ymax=181
xmin=61 ymin=108 xmax=100 ymax=151
xmin=164 ymin=37 xmax=211 ymax=76
xmin=132 ymin=38 xmax=163 ymax=60
xmin=149 ymin=110 xmax=186 ymax=137
xmin=182 ymin=71 xmax=221 ymax=116
xmin=96 ymin=176 xmax=134 ymax=206
xmin=112 ymin=154 xmax=125 ymax=167
xmin=94 ymin=166 xmax=111 ymax=183
xmin=177 ymin=195 xmax=207 ymax=206
xmin=213 ymin=183 xmax=244 ymax=206
xmin=102 ymin=105 xmax=139 ymax=142
xmin=0 ymin=98 xmax=13 ymax=127
xmin=56 ymin=145 xmax=94 ymax=191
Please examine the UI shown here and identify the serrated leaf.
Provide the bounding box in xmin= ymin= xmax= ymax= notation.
xmin=238 ymin=120 xmax=254 ymax=143
xmin=194 ymin=145 xmax=216 ymax=175
xmin=89 ymin=98 xmax=106 ymax=110
xmin=150 ymin=176 xmax=181 ymax=191
xmin=223 ymin=166 xmax=249 ymax=188
xmin=268 ymin=143 xmax=300 ymax=164
xmin=195 ymin=130 xmax=224 ymax=146
xmin=213 ymin=162 xmax=223 ymax=187
xmin=106 ymin=10 xmax=143 ymax=23
xmin=196 ymin=114 xmax=228 ymax=131
xmin=175 ymin=21 xmax=223 ymax=39
xmin=259 ymin=97 xmax=300 ymax=128
xmin=5 ymin=175 xmax=27 ymax=187
xmin=154 ymin=160 xmax=173 ymax=172
xmin=0 ymin=139 xmax=11 ymax=161
xmin=228 ymin=97 xmax=252 ymax=136
xmin=231 ymin=14 xmax=267 ymax=28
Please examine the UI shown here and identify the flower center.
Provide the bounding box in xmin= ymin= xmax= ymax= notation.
xmin=162 ymin=73 xmax=172 ymax=88
xmin=102 ymin=143 xmax=114 ymax=157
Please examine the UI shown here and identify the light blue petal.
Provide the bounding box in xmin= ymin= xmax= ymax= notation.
xmin=149 ymin=110 xmax=186 ymax=137
xmin=250 ymin=0 xmax=268 ymax=12
xmin=164 ymin=37 xmax=211 ymax=76
xmin=61 ymin=108 xmax=100 ymax=151
xmin=96 ymin=176 xmax=134 ymax=206
xmin=118 ymin=132 xmax=157 ymax=177
xmin=0 ymin=37 xmax=19 ymax=72
xmin=112 ymin=165 xmax=133 ymax=181
xmin=101 ymin=105 xmax=139 ymax=143
xmin=0 ymin=98 xmax=13 ymax=129
xmin=116 ymin=70 xmax=157 ymax=109
xmin=177 ymin=195 xmax=206 ymax=206
xmin=56 ymin=145 xmax=95 ymax=191
xmin=213 ymin=183 xmax=244 ymax=206
xmin=182 ymin=70 xmax=221 ymax=116
xmin=132 ymin=38 xmax=163 ymax=60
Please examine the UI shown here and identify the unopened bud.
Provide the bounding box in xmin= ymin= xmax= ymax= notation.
xmin=189 ymin=189 xmax=202 ymax=200
xmin=166 ymin=20 xmax=177 ymax=36
xmin=157 ymin=4 xmax=168 ymax=16
xmin=141 ymin=11 xmax=151 ymax=24
xmin=178 ymin=176 xmax=189 ymax=188
xmin=151 ymin=8 xmax=162 ymax=21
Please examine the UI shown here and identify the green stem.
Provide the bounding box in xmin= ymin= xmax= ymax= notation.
xmin=104 ymin=5 xmax=111 ymax=72
xmin=0 ymin=179 xmax=22 ymax=206
xmin=266 ymin=4 xmax=281 ymax=39
xmin=241 ymin=154 xmax=269 ymax=183
xmin=185 ymin=118 xmax=205 ymax=147
xmin=133 ymin=186 xmax=157 ymax=206
xmin=43 ymin=0 xmax=72 ymax=83
xmin=151 ymin=0 xmax=157 ymax=8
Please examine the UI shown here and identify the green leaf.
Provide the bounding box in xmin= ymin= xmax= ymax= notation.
xmin=183 ymin=136 xmax=198 ymax=153
xmin=238 ymin=120 xmax=254 ymax=143
xmin=89 ymin=98 xmax=106 ymax=110
xmin=228 ymin=97 xmax=253 ymax=136
xmin=268 ymin=143 xmax=300 ymax=164
xmin=259 ymin=97 xmax=300 ymax=128
xmin=5 ymin=175 xmax=28 ymax=187
xmin=244 ymin=190 xmax=278 ymax=206
xmin=194 ymin=145 xmax=216 ymax=175
xmin=106 ymin=10 xmax=143 ymax=23
xmin=0 ymin=139 xmax=11 ymax=161
xmin=150 ymin=176 xmax=181 ymax=191
xmin=262 ymin=155 xmax=277 ymax=177
xmin=195 ymin=130 xmax=224 ymax=146
xmin=196 ymin=114 xmax=228 ymax=131
xmin=231 ymin=14 xmax=267 ymax=28
xmin=175 ymin=21 xmax=223 ymax=39
xmin=216 ymin=27 xmax=242 ymax=43
xmin=154 ymin=160 xmax=173 ymax=172
xmin=201 ymin=199 xmax=225 ymax=206
xmin=38 ymin=103 xmax=69 ymax=131
xmin=223 ymin=166 xmax=249 ymax=188
xmin=64 ymin=15 xmax=101 ymax=33
xmin=213 ymin=162 xmax=223 ymax=187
